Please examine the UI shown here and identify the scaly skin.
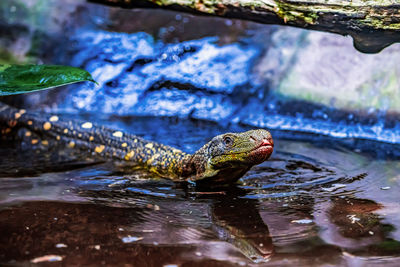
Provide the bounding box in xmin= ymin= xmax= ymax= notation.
xmin=0 ymin=103 xmax=273 ymax=184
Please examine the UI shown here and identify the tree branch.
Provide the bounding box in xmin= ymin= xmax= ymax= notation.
xmin=90 ymin=0 xmax=400 ymax=53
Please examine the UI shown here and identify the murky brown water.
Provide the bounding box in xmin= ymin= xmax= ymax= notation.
xmin=1 ymin=116 xmax=400 ymax=266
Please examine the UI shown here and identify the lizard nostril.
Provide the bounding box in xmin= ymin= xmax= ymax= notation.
xmin=250 ymin=136 xmax=257 ymax=142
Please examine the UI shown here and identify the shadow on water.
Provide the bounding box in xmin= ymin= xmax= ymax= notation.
xmin=1 ymin=116 xmax=400 ymax=266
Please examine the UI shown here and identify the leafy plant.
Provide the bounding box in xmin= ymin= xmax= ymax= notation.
xmin=0 ymin=64 xmax=96 ymax=96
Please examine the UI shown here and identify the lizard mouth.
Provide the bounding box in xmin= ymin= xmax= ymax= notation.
xmin=248 ymin=139 xmax=274 ymax=164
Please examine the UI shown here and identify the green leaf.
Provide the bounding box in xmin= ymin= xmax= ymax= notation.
xmin=0 ymin=64 xmax=96 ymax=96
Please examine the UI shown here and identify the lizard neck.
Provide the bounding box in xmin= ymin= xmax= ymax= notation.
xmin=182 ymin=144 xmax=210 ymax=182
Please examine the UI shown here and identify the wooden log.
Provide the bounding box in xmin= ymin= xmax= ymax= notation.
xmin=89 ymin=0 xmax=400 ymax=53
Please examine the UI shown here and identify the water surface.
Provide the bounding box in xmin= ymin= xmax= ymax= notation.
xmin=1 ymin=116 xmax=400 ymax=266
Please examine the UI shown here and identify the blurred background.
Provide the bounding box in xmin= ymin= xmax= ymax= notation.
xmin=1 ymin=0 xmax=400 ymax=144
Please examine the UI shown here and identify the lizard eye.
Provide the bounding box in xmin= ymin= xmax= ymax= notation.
xmin=223 ymin=136 xmax=233 ymax=146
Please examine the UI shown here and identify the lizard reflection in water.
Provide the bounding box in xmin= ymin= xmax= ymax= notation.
xmin=0 ymin=102 xmax=273 ymax=184
xmin=1 ymin=184 xmax=395 ymax=264
xmin=209 ymin=189 xmax=274 ymax=262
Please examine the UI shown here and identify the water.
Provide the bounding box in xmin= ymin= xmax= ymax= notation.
xmin=1 ymin=116 xmax=400 ymax=266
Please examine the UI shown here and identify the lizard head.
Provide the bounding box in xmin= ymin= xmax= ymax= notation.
xmin=190 ymin=129 xmax=273 ymax=184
